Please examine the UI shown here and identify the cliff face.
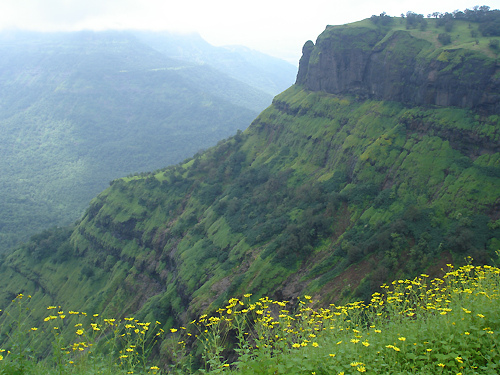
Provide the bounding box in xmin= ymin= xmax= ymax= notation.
xmin=297 ymin=25 xmax=500 ymax=114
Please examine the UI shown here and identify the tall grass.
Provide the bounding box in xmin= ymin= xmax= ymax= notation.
xmin=0 ymin=297 xmax=164 ymax=374
xmin=171 ymin=262 xmax=500 ymax=374
xmin=0 ymin=262 xmax=498 ymax=374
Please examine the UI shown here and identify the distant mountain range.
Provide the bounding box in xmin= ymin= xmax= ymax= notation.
xmin=132 ymin=30 xmax=297 ymax=96
xmin=0 ymin=30 xmax=297 ymax=252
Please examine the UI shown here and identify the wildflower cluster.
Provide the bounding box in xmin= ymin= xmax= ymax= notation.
xmin=164 ymin=263 xmax=500 ymax=374
xmin=0 ymin=263 xmax=498 ymax=374
xmin=0 ymin=299 xmax=164 ymax=374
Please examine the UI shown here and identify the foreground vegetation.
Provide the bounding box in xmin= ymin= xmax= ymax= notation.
xmin=0 ymin=262 xmax=498 ymax=374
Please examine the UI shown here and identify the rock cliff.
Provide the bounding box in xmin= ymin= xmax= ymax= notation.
xmin=297 ymin=24 xmax=500 ymax=114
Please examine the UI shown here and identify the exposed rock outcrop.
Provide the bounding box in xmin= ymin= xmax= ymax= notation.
xmin=297 ymin=26 xmax=500 ymax=114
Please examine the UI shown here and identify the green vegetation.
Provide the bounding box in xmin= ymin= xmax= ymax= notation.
xmin=0 ymin=30 xmax=287 ymax=252
xmin=0 ymin=263 xmax=498 ymax=374
xmin=0 ymin=84 xmax=497 ymax=336
xmin=0 ymin=10 xmax=498 ymax=374
xmin=358 ymin=7 xmax=500 ymax=57
xmin=0 ymin=293 xmax=164 ymax=374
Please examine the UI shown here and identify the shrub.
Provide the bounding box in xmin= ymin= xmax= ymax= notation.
xmin=438 ymin=33 xmax=452 ymax=45
xmin=489 ymin=39 xmax=499 ymax=50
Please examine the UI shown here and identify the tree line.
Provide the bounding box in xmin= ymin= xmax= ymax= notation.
xmin=371 ymin=5 xmax=500 ymax=36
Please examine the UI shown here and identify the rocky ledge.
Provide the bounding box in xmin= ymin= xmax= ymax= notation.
xmin=296 ymin=25 xmax=500 ymax=114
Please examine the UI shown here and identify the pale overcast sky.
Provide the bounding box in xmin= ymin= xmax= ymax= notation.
xmin=0 ymin=1 xmax=495 ymax=64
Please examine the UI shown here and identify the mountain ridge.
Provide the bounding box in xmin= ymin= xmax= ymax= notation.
xmin=0 ymin=29 xmax=295 ymax=252
xmin=131 ymin=30 xmax=297 ymax=96
xmin=0 ymin=14 xmax=499 ymax=367
xmin=298 ymin=18 xmax=500 ymax=114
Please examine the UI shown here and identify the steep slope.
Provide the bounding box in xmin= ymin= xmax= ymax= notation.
xmin=0 ymin=30 xmax=275 ymax=252
xmin=298 ymin=18 xmax=500 ymax=113
xmin=0 ymin=16 xmax=499 ymax=345
xmin=2 ymin=89 xmax=498 ymax=324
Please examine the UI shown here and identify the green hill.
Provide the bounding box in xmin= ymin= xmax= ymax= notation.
xmin=0 ymin=9 xmax=499 ymax=373
xmin=0 ymin=30 xmax=295 ymax=252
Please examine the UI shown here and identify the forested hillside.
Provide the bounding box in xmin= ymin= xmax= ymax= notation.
xmin=0 ymin=9 xmax=499 ymax=373
xmin=0 ymin=30 xmax=295 ymax=252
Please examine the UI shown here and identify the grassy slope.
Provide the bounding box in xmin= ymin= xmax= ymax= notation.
xmin=0 ymin=264 xmax=498 ymax=374
xmin=346 ymin=17 xmax=500 ymax=57
xmin=0 ymin=83 xmax=498 ymax=334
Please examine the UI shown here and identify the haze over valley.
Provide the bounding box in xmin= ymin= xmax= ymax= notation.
xmin=0 ymin=30 xmax=296 ymax=251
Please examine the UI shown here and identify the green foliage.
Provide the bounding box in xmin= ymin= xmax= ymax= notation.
xmin=1 ymin=264 xmax=498 ymax=374
xmin=370 ymin=12 xmax=393 ymax=27
xmin=438 ymin=33 xmax=452 ymax=45
xmin=0 ymin=30 xmax=279 ymax=253
xmin=0 ymin=18 xmax=498 ymax=372
xmin=165 ymin=264 xmax=500 ymax=374
xmin=1 ymin=81 xmax=497 ymax=346
xmin=0 ymin=294 xmax=164 ymax=374
xmin=349 ymin=9 xmax=500 ymax=59
xmin=404 ymin=11 xmax=426 ymax=30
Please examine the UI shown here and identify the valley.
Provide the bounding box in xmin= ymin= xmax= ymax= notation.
xmin=0 ymin=8 xmax=499 ymax=374
xmin=0 ymin=30 xmax=296 ymax=252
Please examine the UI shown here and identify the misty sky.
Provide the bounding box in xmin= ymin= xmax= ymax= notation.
xmin=0 ymin=0 xmax=492 ymax=64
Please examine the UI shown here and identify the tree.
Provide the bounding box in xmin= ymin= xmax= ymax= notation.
xmin=438 ymin=33 xmax=452 ymax=45
xmin=420 ymin=19 xmax=428 ymax=31
xmin=370 ymin=12 xmax=393 ymax=26
xmin=405 ymin=11 xmax=425 ymax=29
xmin=489 ymin=39 xmax=499 ymax=50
